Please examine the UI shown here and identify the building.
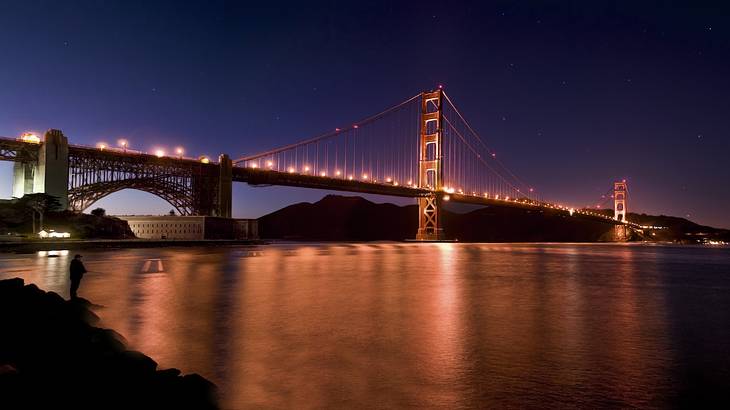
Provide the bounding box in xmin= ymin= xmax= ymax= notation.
xmin=118 ymin=216 xmax=258 ymax=240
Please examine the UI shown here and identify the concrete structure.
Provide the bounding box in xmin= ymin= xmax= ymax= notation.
xmin=12 ymin=130 xmax=69 ymax=209
xmin=119 ymin=216 xmax=258 ymax=240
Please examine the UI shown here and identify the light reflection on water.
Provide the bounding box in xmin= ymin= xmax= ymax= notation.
xmin=1 ymin=243 xmax=729 ymax=409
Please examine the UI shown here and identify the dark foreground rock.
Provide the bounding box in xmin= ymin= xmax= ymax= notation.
xmin=0 ymin=278 xmax=218 ymax=409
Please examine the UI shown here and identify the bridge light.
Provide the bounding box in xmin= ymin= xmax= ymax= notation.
xmin=491 ymin=153 xmax=496 ymax=158
xmin=320 ymin=171 xmax=326 ymax=177
xmin=155 ymin=149 xmax=165 ymax=158
xmin=484 ymin=192 xmax=488 ymax=197
xmin=386 ymin=177 xmax=392 ymax=183
xmin=443 ymin=195 xmax=450 ymax=201
xmin=251 ymin=163 xmax=258 ymax=169
xmin=175 ymin=147 xmax=184 ymax=158
xmin=288 ymin=167 xmax=295 ymax=173
xmin=199 ymin=156 xmax=210 ymax=164
xmin=267 ymin=160 xmax=273 ymax=168
xmin=394 ymin=181 xmax=399 ymax=186
xmin=117 ymin=139 xmax=128 ymax=151
xmin=20 ymin=132 xmax=41 ymax=144
xmin=303 ymin=165 xmax=310 ymax=173
xmin=407 ymin=180 xmax=412 ymax=186
xmin=348 ymin=175 xmax=353 ymax=180
xmin=335 ymin=170 xmax=341 ymax=176
xmin=362 ymin=174 xmax=368 ymax=180
xmin=529 ymin=188 xmax=534 ymax=192
xmin=353 ymin=125 xmax=359 ymax=129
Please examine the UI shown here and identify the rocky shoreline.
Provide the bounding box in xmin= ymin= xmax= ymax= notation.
xmin=0 ymin=278 xmax=218 ymax=409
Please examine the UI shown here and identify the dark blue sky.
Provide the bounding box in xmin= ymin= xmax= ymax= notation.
xmin=1 ymin=1 xmax=728 ymax=227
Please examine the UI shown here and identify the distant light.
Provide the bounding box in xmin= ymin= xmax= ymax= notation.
xmin=117 ymin=139 xmax=128 ymax=149
xmin=175 ymin=147 xmax=184 ymax=156
xmin=529 ymin=188 xmax=534 ymax=192
xmin=353 ymin=125 xmax=359 ymax=129
xmin=362 ymin=174 xmax=368 ymax=179
xmin=199 ymin=156 xmax=210 ymax=164
xmin=335 ymin=128 xmax=341 ymax=132
xmin=335 ymin=170 xmax=341 ymax=176
xmin=155 ymin=149 xmax=165 ymax=158
xmin=97 ymin=142 xmax=107 ymax=150
xmin=386 ymin=177 xmax=392 ymax=183
xmin=251 ymin=163 xmax=258 ymax=168
xmin=267 ymin=161 xmax=273 ymax=168
xmin=443 ymin=194 xmax=450 ymax=201
xmin=438 ymin=84 xmax=444 ymax=89
xmin=320 ymin=171 xmax=326 ymax=177
xmin=20 ymin=132 xmax=41 ymax=144
xmin=491 ymin=153 xmax=496 ymax=157
xmin=304 ymin=166 xmax=310 ymax=172
xmin=394 ymin=181 xmax=399 ymax=186
xmin=348 ymin=175 xmax=353 ymax=180
xmin=407 ymin=180 xmax=413 ymax=186
xmin=288 ymin=167 xmax=295 ymax=173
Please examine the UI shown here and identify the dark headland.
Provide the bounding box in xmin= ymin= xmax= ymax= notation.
xmin=259 ymin=195 xmax=730 ymax=243
xmin=0 ymin=278 xmax=218 ymax=410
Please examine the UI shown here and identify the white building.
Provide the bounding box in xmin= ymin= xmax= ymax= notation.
xmin=118 ymin=216 xmax=258 ymax=240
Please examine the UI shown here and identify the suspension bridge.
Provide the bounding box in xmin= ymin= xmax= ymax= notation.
xmin=0 ymin=88 xmax=637 ymax=240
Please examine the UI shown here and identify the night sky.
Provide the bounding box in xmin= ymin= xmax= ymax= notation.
xmin=1 ymin=1 xmax=728 ymax=227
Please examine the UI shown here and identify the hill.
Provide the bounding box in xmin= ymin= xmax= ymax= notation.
xmin=259 ymin=195 xmax=635 ymax=242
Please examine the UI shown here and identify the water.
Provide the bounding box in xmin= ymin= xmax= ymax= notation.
xmin=1 ymin=243 xmax=729 ymax=409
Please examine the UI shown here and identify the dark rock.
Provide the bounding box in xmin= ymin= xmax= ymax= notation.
xmin=0 ymin=278 xmax=219 ymax=409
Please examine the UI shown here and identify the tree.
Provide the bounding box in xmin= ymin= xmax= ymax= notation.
xmin=18 ymin=193 xmax=62 ymax=233
xmin=91 ymin=208 xmax=106 ymax=217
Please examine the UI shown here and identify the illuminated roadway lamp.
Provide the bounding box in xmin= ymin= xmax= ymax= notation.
xmin=443 ymin=195 xmax=450 ymax=201
xmin=118 ymin=139 xmax=128 ymax=151
xmin=386 ymin=177 xmax=392 ymax=183
xmin=407 ymin=180 xmax=413 ymax=186
xmin=335 ymin=170 xmax=341 ymax=176
xmin=97 ymin=142 xmax=108 ymax=150
xmin=175 ymin=147 xmax=184 ymax=158
xmin=199 ymin=156 xmax=210 ymax=164
xmin=20 ymin=132 xmax=41 ymax=144
xmin=251 ymin=163 xmax=258 ymax=169
xmin=288 ymin=167 xmax=295 ymax=173
xmin=394 ymin=181 xmax=399 ymax=186
xmin=267 ymin=161 xmax=274 ymax=168
xmin=155 ymin=149 xmax=165 ymax=158
xmin=362 ymin=174 xmax=368 ymax=180
xmin=304 ymin=166 xmax=310 ymax=173
xmin=320 ymin=171 xmax=326 ymax=177
xmin=348 ymin=175 xmax=354 ymax=180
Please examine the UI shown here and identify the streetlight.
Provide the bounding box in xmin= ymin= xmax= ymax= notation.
xmin=117 ymin=139 xmax=128 ymax=152
xmin=20 ymin=132 xmax=41 ymax=144
xmin=175 ymin=147 xmax=184 ymax=158
xmin=96 ymin=142 xmax=107 ymax=150
xmin=155 ymin=149 xmax=165 ymax=158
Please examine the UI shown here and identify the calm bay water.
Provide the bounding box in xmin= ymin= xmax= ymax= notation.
xmin=1 ymin=243 xmax=729 ymax=409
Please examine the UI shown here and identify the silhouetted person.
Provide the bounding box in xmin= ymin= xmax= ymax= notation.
xmin=69 ymin=254 xmax=87 ymax=299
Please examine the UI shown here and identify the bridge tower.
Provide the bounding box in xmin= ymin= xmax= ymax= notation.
xmin=614 ymin=180 xmax=628 ymax=222
xmin=12 ymin=129 xmax=69 ymax=210
xmin=416 ymin=89 xmax=445 ymax=240
xmin=217 ymin=154 xmax=233 ymax=218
